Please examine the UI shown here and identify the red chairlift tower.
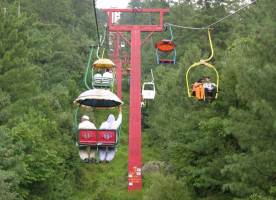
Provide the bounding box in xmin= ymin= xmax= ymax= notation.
xmin=109 ymin=32 xmax=122 ymax=99
xmin=103 ymin=8 xmax=169 ymax=192
xmin=109 ymin=32 xmax=130 ymax=99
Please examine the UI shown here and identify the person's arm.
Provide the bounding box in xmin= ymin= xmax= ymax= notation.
xmin=119 ymin=106 xmax=122 ymax=113
xmin=114 ymin=107 xmax=122 ymax=129
xmin=193 ymin=82 xmax=199 ymax=89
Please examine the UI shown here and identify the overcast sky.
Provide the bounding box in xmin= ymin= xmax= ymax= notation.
xmin=96 ymin=0 xmax=131 ymax=9
xmin=95 ymin=0 xmax=252 ymax=9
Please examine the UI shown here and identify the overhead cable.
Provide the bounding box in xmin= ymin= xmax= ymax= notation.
xmin=92 ymin=0 xmax=101 ymax=46
xmin=169 ymin=24 xmax=205 ymax=30
xmin=100 ymin=24 xmax=107 ymax=46
xmin=204 ymin=0 xmax=258 ymax=28
xmin=168 ymin=0 xmax=258 ymax=30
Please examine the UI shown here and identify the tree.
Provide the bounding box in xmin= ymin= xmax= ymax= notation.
xmin=0 ymin=2 xmax=41 ymax=102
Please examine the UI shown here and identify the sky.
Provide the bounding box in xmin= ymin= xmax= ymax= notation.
xmin=96 ymin=0 xmax=131 ymax=9
xmin=95 ymin=0 xmax=252 ymax=9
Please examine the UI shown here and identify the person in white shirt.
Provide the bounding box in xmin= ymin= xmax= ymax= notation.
xmin=94 ymin=73 xmax=102 ymax=84
xmin=98 ymin=107 xmax=122 ymax=163
xmin=102 ymin=70 xmax=113 ymax=86
xmin=78 ymin=115 xmax=97 ymax=163
xmin=103 ymin=70 xmax=113 ymax=78
xmin=203 ymin=76 xmax=217 ymax=100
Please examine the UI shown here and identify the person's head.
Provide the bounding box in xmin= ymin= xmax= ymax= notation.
xmin=205 ymin=76 xmax=211 ymax=83
xmin=197 ymin=78 xmax=203 ymax=83
xmin=81 ymin=115 xmax=89 ymax=122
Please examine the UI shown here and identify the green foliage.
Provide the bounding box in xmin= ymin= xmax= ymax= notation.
xmin=144 ymin=173 xmax=194 ymax=200
xmin=0 ymin=129 xmax=26 ymax=199
xmin=0 ymin=2 xmax=41 ymax=102
xmin=0 ymin=170 xmax=17 ymax=200
xmin=250 ymin=186 xmax=276 ymax=200
xmin=0 ymin=1 xmax=95 ymax=199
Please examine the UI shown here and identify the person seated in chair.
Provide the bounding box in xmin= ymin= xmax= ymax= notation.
xmin=78 ymin=115 xmax=97 ymax=163
xmin=193 ymin=78 xmax=204 ymax=101
xmin=103 ymin=70 xmax=113 ymax=78
xmin=94 ymin=72 xmax=102 ymax=84
xmin=102 ymin=70 xmax=113 ymax=85
xmin=98 ymin=106 xmax=122 ymax=163
xmin=203 ymin=76 xmax=217 ymax=101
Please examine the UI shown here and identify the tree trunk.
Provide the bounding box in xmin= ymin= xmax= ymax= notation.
xmin=3 ymin=8 xmax=7 ymax=18
xmin=18 ymin=5 xmax=20 ymax=16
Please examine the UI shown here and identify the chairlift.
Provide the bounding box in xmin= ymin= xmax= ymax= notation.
xmin=109 ymin=33 xmax=114 ymax=40
xmin=186 ymin=29 xmax=219 ymax=100
xmin=142 ymin=69 xmax=156 ymax=101
xmin=74 ymin=89 xmax=124 ymax=163
xmin=91 ymin=59 xmax=116 ymax=89
xmin=121 ymin=42 xmax=125 ymax=48
xmin=142 ymin=82 xmax=156 ymax=100
xmin=156 ymin=24 xmax=176 ymax=64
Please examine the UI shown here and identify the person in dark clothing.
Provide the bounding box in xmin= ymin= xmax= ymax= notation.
xmin=203 ymin=77 xmax=217 ymax=100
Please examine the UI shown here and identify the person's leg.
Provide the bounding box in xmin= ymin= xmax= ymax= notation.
xmin=89 ymin=147 xmax=96 ymax=160
xmin=204 ymin=88 xmax=209 ymax=100
xmin=211 ymin=88 xmax=217 ymax=100
xmin=79 ymin=147 xmax=89 ymax=160
xmin=200 ymin=88 xmax=204 ymax=99
xmin=98 ymin=147 xmax=107 ymax=162
xmin=195 ymin=88 xmax=200 ymax=99
xmin=106 ymin=148 xmax=116 ymax=162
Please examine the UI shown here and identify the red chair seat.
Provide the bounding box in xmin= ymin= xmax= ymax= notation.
xmin=98 ymin=130 xmax=116 ymax=145
xmin=78 ymin=129 xmax=117 ymax=146
xmin=158 ymin=59 xmax=175 ymax=64
xmin=79 ymin=130 xmax=97 ymax=145
xmin=156 ymin=40 xmax=176 ymax=52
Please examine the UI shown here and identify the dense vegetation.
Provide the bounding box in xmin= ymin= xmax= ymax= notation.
xmin=0 ymin=0 xmax=275 ymax=200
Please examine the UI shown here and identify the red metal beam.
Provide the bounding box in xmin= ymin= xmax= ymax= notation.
xmin=109 ymin=25 xmax=162 ymax=32
xmin=103 ymin=9 xmax=169 ymax=13
xmin=109 ymin=32 xmax=122 ymax=99
xmin=116 ymin=33 xmax=122 ymax=99
xmin=110 ymin=55 xmax=130 ymax=64
xmin=104 ymin=9 xmax=168 ymax=33
xmin=141 ymin=31 xmax=155 ymax=46
xmin=118 ymin=32 xmax=131 ymax=47
xmin=128 ymin=29 xmax=142 ymax=191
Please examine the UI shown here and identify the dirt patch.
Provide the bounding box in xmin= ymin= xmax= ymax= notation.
xmin=142 ymin=161 xmax=165 ymax=173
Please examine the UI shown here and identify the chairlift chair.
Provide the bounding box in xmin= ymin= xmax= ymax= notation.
xmin=91 ymin=59 xmax=116 ymax=89
xmin=142 ymin=82 xmax=156 ymax=100
xmin=74 ymin=89 xmax=124 ymax=163
xmin=141 ymin=69 xmax=156 ymax=101
xmin=156 ymin=24 xmax=176 ymax=65
xmin=156 ymin=41 xmax=176 ymax=64
xmin=186 ymin=29 xmax=219 ymax=99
